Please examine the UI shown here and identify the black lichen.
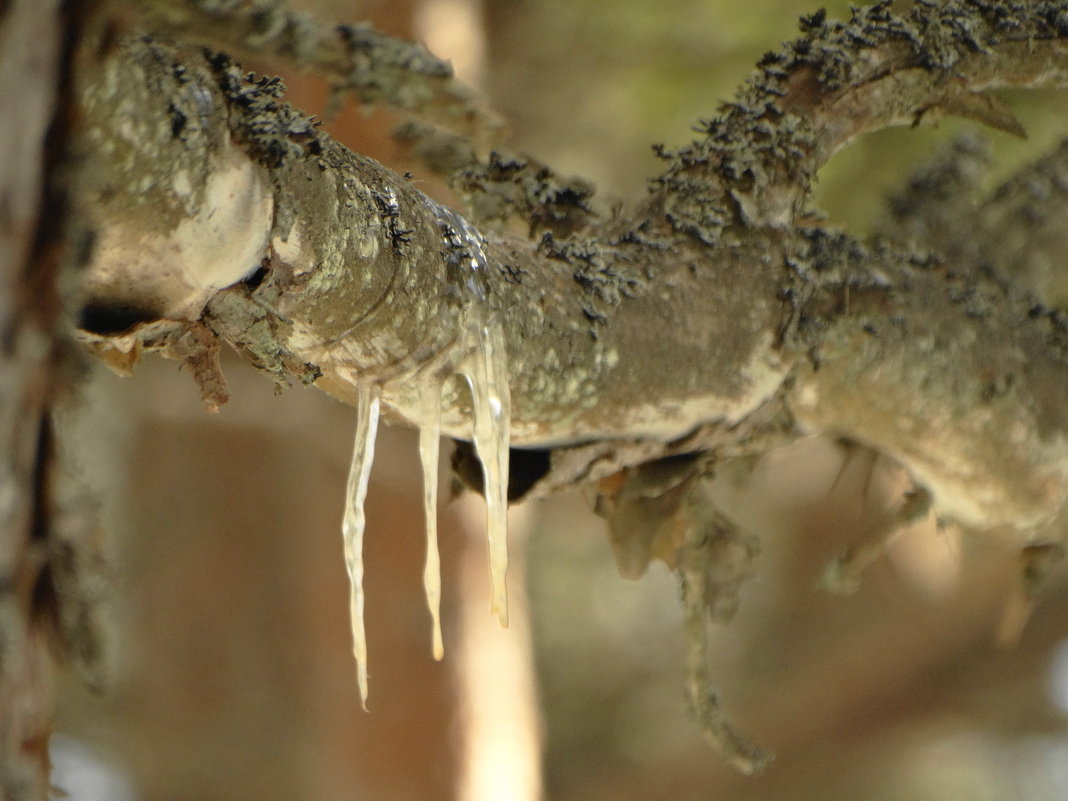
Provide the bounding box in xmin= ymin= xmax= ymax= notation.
xmin=454 ymin=150 xmax=597 ymax=236
xmin=371 ymin=187 xmax=413 ymax=252
xmin=538 ymin=233 xmax=644 ymax=319
xmin=206 ymin=50 xmax=323 ymax=168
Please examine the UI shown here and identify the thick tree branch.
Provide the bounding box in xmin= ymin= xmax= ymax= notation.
xmin=75 ymin=37 xmax=793 ymax=447
xmin=783 ymin=231 xmax=1068 ymax=534
xmin=75 ymin=5 xmax=1068 ymax=531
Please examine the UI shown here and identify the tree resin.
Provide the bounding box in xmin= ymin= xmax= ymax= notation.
xmin=418 ymin=376 xmax=445 ymax=659
xmin=341 ymin=383 xmax=381 ymax=708
xmin=339 ymin=199 xmax=514 ymax=703
xmin=460 ymin=316 xmax=512 ymax=627
xmin=433 ymin=199 xmax=513 ymax=628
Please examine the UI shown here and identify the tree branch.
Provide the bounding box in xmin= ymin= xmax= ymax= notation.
xmin=126 ymin=0 xmax=504 ymax=144
xmin=650 ymin=1 xmax=1068 ymax=240
xmin=75 ymin=3 xmax=1068 ymax=529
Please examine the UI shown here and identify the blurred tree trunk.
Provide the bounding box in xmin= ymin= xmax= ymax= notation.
xmin=0 ymin=1 xmax=87 ymax=798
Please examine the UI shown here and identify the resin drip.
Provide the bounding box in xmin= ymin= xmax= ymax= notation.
xmin=434 ymin=200 xmax=513 ymax=628
xmin=462 ymin=317 xmax=512 ymax=627
xmin=342 ymin=383 xmax=382 ymax=708
xmin=419 ymin=377 xmax=445 ymax=659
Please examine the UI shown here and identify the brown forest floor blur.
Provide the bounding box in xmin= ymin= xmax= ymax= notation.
xmin=56 ymin=2 xmax=1068 ymax=800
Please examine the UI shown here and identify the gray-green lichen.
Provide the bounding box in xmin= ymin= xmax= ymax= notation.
xmin=455 ymin=150 xmax=598 ymax=236
xmin=204 ymin=285 xmax=320 ymax=391
xmin=392 ymin=120 xmax=599 ymax=239
xmin=537 ymin=233 xmax=645 ymax=324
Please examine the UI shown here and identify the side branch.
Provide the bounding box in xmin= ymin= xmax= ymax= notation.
xmin=651 ymin=0 xmax=1068 ymax=242
xmin=129 ymin=0 xmax=503 ymax=143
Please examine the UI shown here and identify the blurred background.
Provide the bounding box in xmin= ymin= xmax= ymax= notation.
xmin=55 ymin=1 xmax=1068 ymax=799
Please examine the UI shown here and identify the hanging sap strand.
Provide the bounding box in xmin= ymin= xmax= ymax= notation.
xmin=339 ymin=200 xmax=511 ymax=702
xmin=341 ymin=382 xmax=382 ymax=708
xmin=434 ymin=203 xmax=513 ymax=628
xmin=418 ymin=376 xmax=445 ymax=659
xmin=461 ymin=318 xmax=512 ymax=627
